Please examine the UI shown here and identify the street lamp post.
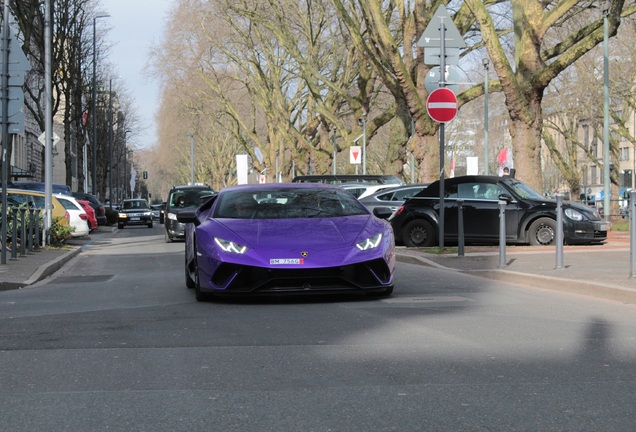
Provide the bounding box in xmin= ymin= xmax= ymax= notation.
xmin=92 ymin=13 xmax=109 ymax=197
xmin=108 ymin=77 xmax=113 ymax=208
xmin=603 ymin=9 xmax=610 ymax=222
xmin=117 ymin=129 xmax=131 ymax=202
xmin=188 ymin=133 xmax=194 ymax=184
xmin=483 ymin=58 xmax=490 ymax=175
xmin=107 ymin=77 xmax=119 ymax=208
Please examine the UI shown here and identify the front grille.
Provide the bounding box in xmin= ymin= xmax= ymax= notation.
xmin=594 ymin=230 xmax=607 ymax=239
xmin=210 ymin=259 xmax=392 ymax=293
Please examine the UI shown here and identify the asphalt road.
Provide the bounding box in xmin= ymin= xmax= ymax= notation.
xmin=1 ymin=225 xmax=635 ymax=431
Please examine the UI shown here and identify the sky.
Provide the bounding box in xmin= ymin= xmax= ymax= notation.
xmin=101 ymin=0 xmax=174 ymax=150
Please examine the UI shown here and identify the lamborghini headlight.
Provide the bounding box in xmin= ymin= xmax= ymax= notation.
xmin=214 ymin=237 xmax=249 ymax=254
xmin=356 ymin=233 xmax=382 ymax=250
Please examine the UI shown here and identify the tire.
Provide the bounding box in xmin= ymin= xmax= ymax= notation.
xmin=402 ymin=219 xmax=436 ymax=247
xmin=118 ymin=224 xmax=124 ymax=229
xmin=148 ymin=222 xmax=153 ymax=228
xmin=189 ymin=237 xmax=213 ymax=301
xmin=185 ymin=246 xmax=196 ymax=289
xmin=528 ymin=217 xmax=556 ymax=246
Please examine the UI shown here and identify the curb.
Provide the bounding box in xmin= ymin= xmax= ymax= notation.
xmin=21 ymin=247 xmax=82 ymax=288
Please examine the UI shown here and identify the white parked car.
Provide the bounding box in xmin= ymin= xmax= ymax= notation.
xmin=55 ymin=194 xmax=90 ymax=237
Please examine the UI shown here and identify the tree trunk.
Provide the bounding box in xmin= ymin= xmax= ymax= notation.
xmin=410 ymin=133 xmax=439 ymax=184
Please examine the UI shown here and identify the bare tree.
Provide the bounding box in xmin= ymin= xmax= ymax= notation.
xmin=467 ymin=0 xmax=636 ymax=190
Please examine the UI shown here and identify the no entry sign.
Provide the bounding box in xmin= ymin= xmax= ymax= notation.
xmin=426 ymin=87 xmax=458 ymax=123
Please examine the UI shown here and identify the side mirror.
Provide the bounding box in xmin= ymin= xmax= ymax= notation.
xmin=176 ymin=210 xmax=200 ymax=226
xmin=373 ymin=207 xmax=394 ymax=219
xmin=498 ymin=194 xmax=514 ymax=203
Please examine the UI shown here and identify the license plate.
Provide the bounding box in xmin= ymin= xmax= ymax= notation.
xmin=598 ymin=223 xmax=609 ymax=231
xmin=270 ymin=258 xmax=304 ymax=265
xmin=130 ymin=217 xmax=140 ymax=221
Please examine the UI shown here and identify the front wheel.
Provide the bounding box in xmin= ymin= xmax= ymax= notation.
xmin=402 ymin=219 xmax=436 ymax=247
xmin=185 ymin=245 xmax=196 ymax=289
xmin=528 ymin=217 xmax=556 ymax=246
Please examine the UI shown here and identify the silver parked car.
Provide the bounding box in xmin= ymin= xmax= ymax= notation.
xmin=358 ymin=184 xmax=429 ymax=216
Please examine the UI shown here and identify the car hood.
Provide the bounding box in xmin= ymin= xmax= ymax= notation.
xmin=215 ymin=216 xmax=375 ymax=250
xmin=523 ymin=198 xmax=601 ymax=219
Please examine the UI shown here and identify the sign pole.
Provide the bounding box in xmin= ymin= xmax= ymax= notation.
xmin=438 ymin=16 xmax=447 ymax=249
xmin=419 ymin=4 xmax=465 ymax=250
xmin=1 ymin=1 xmax=9 ymax=263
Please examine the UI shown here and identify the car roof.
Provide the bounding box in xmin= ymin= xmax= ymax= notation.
xmin=170 ymin=184 xmax=214 ymax=191
xmin=219 ymin=183 xmax=343 ymax=193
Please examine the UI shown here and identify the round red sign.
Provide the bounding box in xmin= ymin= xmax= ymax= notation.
xmin=426 ymin=87 xmax=458 ymax=123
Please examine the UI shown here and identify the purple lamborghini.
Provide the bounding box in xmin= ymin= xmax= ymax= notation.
xmin=176 ymin=183 xmax=396 ymax=301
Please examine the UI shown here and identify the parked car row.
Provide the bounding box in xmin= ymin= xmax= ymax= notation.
xmin=1 ymin=184 xmax=110 ymax=240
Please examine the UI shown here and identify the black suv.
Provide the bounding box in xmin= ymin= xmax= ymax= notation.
xmin=386 ymin=175 xmax=608 ymax=247
xmin=72 ymin=192 xmax=107 ymax=226
xmin=163 ymin=184 xmax=215 ymax=242
xmin=117 ymin=199 xmax=153 ymax=229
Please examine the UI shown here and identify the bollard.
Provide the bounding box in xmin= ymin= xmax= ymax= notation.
xmin=34 ymin=209 xmax=41 ymax=250
xmin=555 ymin=194 xmax=564 ymax=270
xmin=498 ymin=201 xmax=506 ymax=268
xmin=630 ymin=191 xmax=635 ymax=278
xmin=27 ymin=209 xmax=35 ymax=254
xmin=10 ymin=207 xmax=18 ymax=260
xmin=19 ymin=208 xmax=27 ymax=257
xmin=457 ymin=199 xmax=464 ymax=257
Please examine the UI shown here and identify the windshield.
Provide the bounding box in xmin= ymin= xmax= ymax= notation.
xmin=506 ymin=179 xmax=546 ymax=200
xmin=123 ymin=200 xmax=148 ymax=210
xmin=169 ymin=189 xmax=215 ymax=210
xmin=215 ymin=188 xmax=369 ymax=219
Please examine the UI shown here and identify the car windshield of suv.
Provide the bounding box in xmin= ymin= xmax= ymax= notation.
xmin=169 ymin=190 xmax=215 ymax=209
xmin=505 ymin=179 xmax=546 ymax=200
xmin=123 ymin=200 xmax=148 ymax=210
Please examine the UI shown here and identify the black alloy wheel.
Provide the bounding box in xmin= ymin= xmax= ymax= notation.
xmin=402 ymin=219 xmax=436 ymax=247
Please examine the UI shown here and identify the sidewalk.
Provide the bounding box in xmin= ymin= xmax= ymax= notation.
xmin=0 ymin=227 xmax=634 ymax=303
xmin=0 ymin=226 xmax=112 ymax=291
xmin=396 ymin=230 xmax=636 ymax=303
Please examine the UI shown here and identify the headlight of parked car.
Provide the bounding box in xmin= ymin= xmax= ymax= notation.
xmin=356 ymin=233 xmax=382 ymax=250
xmin=118 ymin=213 xmax=127 ymax=218
xmin=214 ymin=237 xmax=249 ymax=254
xmin=564 ymin=208 xmax=583 ymax=221
xmin=168 ymin=213 xmax=178 ymax=221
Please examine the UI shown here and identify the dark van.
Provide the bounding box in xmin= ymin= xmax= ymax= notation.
xmin=162 ymin=184 xmax=216 ymax=242
xmin=291 ymin=174 xmax=404 ymax=185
